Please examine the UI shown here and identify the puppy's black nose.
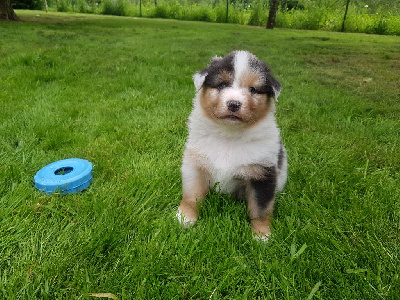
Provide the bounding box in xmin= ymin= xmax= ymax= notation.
xmin=227 ymin=101 xmax=241 ymax=112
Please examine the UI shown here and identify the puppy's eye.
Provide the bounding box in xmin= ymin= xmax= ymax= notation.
xmin=249 ymin=87 xmax=257 ymax=94
xmin=217 ymin=83 xmax=227 ymax=91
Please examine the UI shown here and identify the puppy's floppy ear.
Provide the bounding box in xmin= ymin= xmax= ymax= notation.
xmin=193 ymin=71 xmax=207 ymax=92
xmin=261 ymin=61 xmax=281 ymax=102
xmin=267 ymin=74 xmax=282 ymax=102
xmin=272 ymin=84 xmax=281 ymax=102
xmin=193 ymin=55 xmax=223 ymax=91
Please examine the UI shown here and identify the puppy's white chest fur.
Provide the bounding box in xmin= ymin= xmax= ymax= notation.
xmin=185 ymin=107 xmax=280 ymax=193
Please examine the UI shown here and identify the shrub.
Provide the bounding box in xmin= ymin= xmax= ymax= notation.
xmin=56 ymin=0 xmax=71 ymax=12
xmin=169 ymin=1 xmax=182 ymax=19
xmin=101 ymin=0 xmax=127 ymax=16
xmin=299 ymin=8 xmax=328 ymax=30
xmin=228 ymin=4 xmax=246 ymax=24
xmin=153 ymin=4 xmax=169 ymax=18
xmin=366 ymin=18 xmax=389 ymax=35
xmin=151 ymin=2 xmax=179 ymax=19
xmin=248 ymin=1 xmax=267 ymax=26
xmin=213 ymin=2 xmax=248 ymax=24
xmin=215 ymin=2 xmax=227 ymax=23
xmin=191 ymin=6 xmax=214 ymax=22
xmin=12 ymin=0 xmax=43 ymax=10
xmin=75 ymin=0 xmax=98 ymax=14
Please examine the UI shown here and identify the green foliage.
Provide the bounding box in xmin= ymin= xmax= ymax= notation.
xmin=24 ymin=0 xmax=400 ymax=35
xmin=341 ymin=12 xmax=400 ymax=35
xmin=101 ymin=0 xmax=127 ymax=16
xmin=368 ymin=18 xmax=389 ymax=34
xmin=150 ymin=1 xmax=187 ymax=20
xmin=276 ymin=8 xmax=330 ymax=30
xmin=152 ymin=3 xmax=170 ymax=18
xmin=276 ymin=5 xmax=400 ymax=35
xmin=75 ymin=0 xmax=99 ymax=14
xmin=247 ymin=1 xmax=267 ymax=26
xmin=12 ymin=0 xmax=43 ymax=10
xmin=56 ymin=0 xmax=71 ymax=12
xmin=53 ymin=0 xmax=99 ymax=14
xmin=214 ymin=2 xmax=227 ymax=22
xmin=196 ymin=7 xmax=214 ymax=21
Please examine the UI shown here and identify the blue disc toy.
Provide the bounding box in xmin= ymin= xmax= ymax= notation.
xmin=34 ymin=158 xmax=93 ymax=194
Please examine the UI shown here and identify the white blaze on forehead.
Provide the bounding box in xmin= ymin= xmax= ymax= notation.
xmin=233 ymin=51 xmax=250 ymax=85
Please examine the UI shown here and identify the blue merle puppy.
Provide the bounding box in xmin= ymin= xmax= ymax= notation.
xmin=177 ymin=50 xmax=288 ymax=241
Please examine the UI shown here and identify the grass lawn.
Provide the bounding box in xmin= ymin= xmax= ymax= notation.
xmin=1 ymin=10 xmax=399 ymax=299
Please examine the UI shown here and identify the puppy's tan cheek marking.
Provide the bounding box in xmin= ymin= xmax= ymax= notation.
xmin=246 ymin=94 xmax=272 ymax=127
xmin=200 ymin=88 xmax=221 ymax=121
xmin=257 ymin=94 xmax=272 ymax=116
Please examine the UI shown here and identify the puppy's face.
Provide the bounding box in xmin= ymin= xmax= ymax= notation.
xmin=194 ymin=51 xmax=281 ymax=127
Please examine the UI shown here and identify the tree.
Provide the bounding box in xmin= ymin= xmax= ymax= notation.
xmin=266 ymin=0 xmax=279 ymax=29
xmin=0 ymin=0 xmax=20 ymax=21
xmin=341 ymin=0 xmax=351 ymax=32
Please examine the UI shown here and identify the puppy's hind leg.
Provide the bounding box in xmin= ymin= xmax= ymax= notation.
xmin=246 ymin=166 xmax=277 ymax=242
xmin=177 ymin=162 xmax=209 ymax=228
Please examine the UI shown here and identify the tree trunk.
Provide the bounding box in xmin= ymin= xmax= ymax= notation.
xmin=0 ymin=0 xmax=20 ymax=21
xmin=266 ymin=0 xmax=279 ymax=29
xmin=341 ymin=0 xmax=351 ymax=32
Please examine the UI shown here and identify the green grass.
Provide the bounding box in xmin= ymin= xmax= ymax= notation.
xmin=1 ymin=10 xmax=399 ymax=299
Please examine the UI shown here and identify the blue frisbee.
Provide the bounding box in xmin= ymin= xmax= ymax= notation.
xmin=34 ymin=158 xmax=93 ymax=194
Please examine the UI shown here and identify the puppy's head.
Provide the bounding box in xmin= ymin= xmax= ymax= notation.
xmin=193 ymin=51 xmax=281 ymax=127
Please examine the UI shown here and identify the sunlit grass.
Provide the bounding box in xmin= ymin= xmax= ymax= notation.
xmin=1 ymin=11 xmax=399 ymax=299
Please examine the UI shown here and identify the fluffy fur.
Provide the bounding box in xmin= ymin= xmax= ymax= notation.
xmin=177 ymin=50 xmax=288 ymax=241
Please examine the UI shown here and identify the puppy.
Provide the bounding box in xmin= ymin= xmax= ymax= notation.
xmin=177 ymin=50 xmax=288 ymax=241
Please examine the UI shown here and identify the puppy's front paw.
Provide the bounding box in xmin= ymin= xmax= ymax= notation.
xmin=176 ymin=207 xmax=197 ymax=228
xmin=252 ymin=232 xmax=270 ymax=242
xmin=251 ymin=219 xmax=271 ymax=242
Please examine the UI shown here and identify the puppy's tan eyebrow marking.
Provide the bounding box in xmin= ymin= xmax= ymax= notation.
xmin=218 ymin=71 xmax=233 ymax=85
xmin=239 ymin=70 xmax=262 ymax=90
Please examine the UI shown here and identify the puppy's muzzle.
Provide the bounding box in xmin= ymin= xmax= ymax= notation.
xmin=227 ymin=100 xmax=242 ymax=112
